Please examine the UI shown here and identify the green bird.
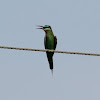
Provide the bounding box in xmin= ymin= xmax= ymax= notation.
xmin=37 ymin=25 xmax=57 ymax=72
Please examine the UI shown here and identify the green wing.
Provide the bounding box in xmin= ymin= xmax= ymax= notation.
xmin=54 ymin=36 xmax=57 ymax=50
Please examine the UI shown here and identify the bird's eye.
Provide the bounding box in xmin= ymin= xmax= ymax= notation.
xmin=49 ymin=26 xmax=51 ymax=29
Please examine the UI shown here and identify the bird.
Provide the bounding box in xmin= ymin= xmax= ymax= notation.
xmin=37 ymin=25 xmax=57 ymax=73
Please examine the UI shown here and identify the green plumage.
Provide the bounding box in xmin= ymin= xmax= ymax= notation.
xmin=44 ymin=33 xmax=54 ymax=70
xmin=44 ymin=29 xmax=57 ymax=71
xmin=37 ymin=25 xmax=57 ymax=71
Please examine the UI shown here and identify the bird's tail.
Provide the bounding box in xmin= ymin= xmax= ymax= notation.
xmin=46 ymin=52 xmax=54 ymax=74
xmin=51 ymin=69 xmax=53 ymax=76
xmin=49 ymin=60 xmax=53 ymax=75
xmin=49 ymin=59 xmax=53 ymax=70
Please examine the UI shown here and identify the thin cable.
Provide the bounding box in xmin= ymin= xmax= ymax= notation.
xmin=0 ymin=46 xmax=100 ymax=56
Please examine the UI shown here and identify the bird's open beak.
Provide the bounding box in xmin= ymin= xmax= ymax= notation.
xmin=36 ymin=25 xmax=43 ymax=29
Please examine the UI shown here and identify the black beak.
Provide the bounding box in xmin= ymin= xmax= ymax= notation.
xmin=36 ymin=25 xmax=43 ymax=29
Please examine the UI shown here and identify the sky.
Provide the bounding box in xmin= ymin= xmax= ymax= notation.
xmin=0 ymin=0 xmax=100 ymax=100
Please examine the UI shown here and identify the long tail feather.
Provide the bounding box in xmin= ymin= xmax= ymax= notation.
xmin=49 ymin=60 xmax=53 ymax=69
xmin=51 ymin=69 xmax=53 ymax=76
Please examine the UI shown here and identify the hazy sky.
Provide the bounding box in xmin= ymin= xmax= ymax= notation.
xmin=0 ymin=0 xmax=100 ymax=100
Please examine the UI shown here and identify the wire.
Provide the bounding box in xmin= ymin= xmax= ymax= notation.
xmin=0 ymin=46 xmax=100 ymax=56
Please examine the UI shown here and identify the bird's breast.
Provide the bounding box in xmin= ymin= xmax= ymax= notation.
xmin=45 ymin=35 xmax=54 ymax=49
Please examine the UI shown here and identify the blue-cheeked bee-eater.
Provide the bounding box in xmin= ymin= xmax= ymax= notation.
xmin=37 ymin=25 xmax=57 ymax=72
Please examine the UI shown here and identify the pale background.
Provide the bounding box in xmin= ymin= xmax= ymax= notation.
xmin=0 ymin=0 xmax=100 ymax=100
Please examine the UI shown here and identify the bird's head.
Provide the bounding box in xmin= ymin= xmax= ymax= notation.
xmin=37 ymin=25 xmax=52 ymax=32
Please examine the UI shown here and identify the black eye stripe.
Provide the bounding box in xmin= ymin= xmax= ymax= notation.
xmin=43 ymin=26 xmax=51 ymax=29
